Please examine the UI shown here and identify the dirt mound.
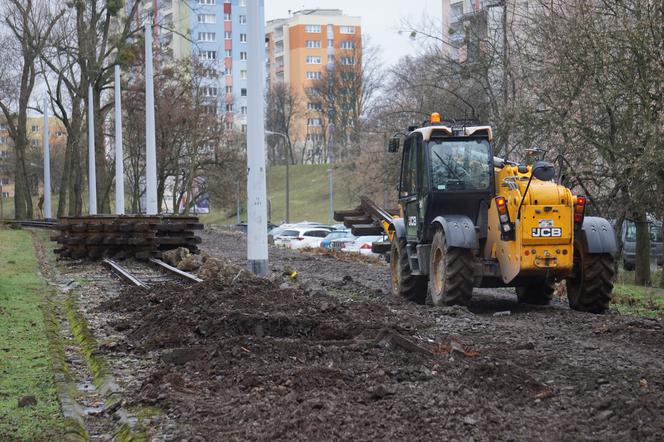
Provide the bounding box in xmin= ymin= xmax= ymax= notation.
xmin=99 ymin=247 xmax=664 ymax=441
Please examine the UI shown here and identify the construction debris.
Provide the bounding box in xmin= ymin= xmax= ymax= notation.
xmin=52 ymin=215 xmax=203 ymax=260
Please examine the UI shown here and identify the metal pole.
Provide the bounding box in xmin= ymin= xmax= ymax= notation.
xmin=246 ymin=0 xmax=268 ymax=276
xmin=114 ymin=65 xmax=125 ymax=215
xmin=87 ymin=84 xmax=97 ymax=215
xmin=236 ymin=181 xmax=241 ymax=224
xmin=285 ymin=148 xmax=289 ymax=223
xmin=328 ymin=123 xmax=335 ymax=224
xmin=42 ymin=97 xmax=52 ymax=219
xmin=145 ymin=23 xmax=158 ymax=215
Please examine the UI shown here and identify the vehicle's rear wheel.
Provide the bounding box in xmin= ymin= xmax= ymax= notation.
xmin=566 ymin=239 xmax=614 ymax=313
xmin=516 ymin=282 xmax=554 ymax=305
xmin=390 ymin=237 xmax=427 ymax=304
xmin=428 ymin=229 xmax=474 ymax=306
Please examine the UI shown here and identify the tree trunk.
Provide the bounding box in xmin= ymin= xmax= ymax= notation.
xmin=634 ymin=212 xmax=651 ymax=286
xmin=660 ymin=222 xmax=664 ymax=289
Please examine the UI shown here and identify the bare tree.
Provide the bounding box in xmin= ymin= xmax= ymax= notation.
xmin=266 ymin=82 xmax=300 ymax=166
xmin=0 ymin=0 xmax=63 ymax=219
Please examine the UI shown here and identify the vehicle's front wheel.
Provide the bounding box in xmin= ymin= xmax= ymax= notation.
xmin=428 ymin=229 xmax=474 ymax=306
xmin=516 ymin=282 xmax=554 ymax=305
xmin=566 ymin=239 xmax=614 ymax=313
xmin=390 ymin=237 xmax=427 ymax=304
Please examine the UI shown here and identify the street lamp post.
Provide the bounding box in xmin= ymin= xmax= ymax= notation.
xmin=266 ymin=130 xmax=289 ymax=223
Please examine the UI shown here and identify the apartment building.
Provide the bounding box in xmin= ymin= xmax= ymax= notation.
xmin=266 ymin=9 xmax=361 ymax=151
xmin=0 ymin=116 xmax=67 ymax=199
xmin=129 ymin=0 xmax=261 ymax=132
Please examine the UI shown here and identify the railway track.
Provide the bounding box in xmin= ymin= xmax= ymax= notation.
xmin=103 ymin=258 xmax=202 ymax=289
xmin=9 ymin=219 xmax=57 ymax=229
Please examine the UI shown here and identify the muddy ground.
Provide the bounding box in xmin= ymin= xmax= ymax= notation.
xmin=60 ymin=229 xmax=663 ymax=441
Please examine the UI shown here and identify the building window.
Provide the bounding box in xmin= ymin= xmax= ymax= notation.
xmin=306 ymin=40 xmax=321 ymax=48
xmin=201 ymin=86 xmax=218 ymax=97
xmin=240 ymin=106 xmax=247 ymax=115
xmin=240 ymin=33 xmax=247 ymax=42
xmin=306 ymin=71 xmax=322 ymax=80
xmin=225 ymin=103 xmax=234 ymax=112
xmin=305 ymin=87 xmax=321 ymax=95
xmin=238 ymin=0 xmax=246 ymax=6
xmin=240 ymin=69 xmax=247 ymax=79
xmin=0 ymin=137 xmax=6 ymax=144
xmin=307 ymin=118 xmax=322 ymax=127
xmin=0 ymin=150 xmax=9 ymax=157
xmin=341 ymin=57 xmax=355 ymax=65
xmin=340 ymin=26 xmax=355 ymax=34
xmin=241 ymin=88 xmax=247 ymax=97
xmin=224 ymin=66 xmax=232 ymax=76
xmin=306 ymin=133 xmax=323 ymax=142
xmin=197 ymin=14 xmax=216 ymax=24
xmin=241 ymin=124 xmax=247 ymax=133
xmin=224 ymin=49 xmax=232 ymax=57
xmin=198 ymin=0 xmax=215 ymax=4
xmin=328 ymin=54 xmax=334 ymax=64
xmin=304 ymin=25 xmax=321 ymax=33
xmin=306 ymin=56 xmax=321 ymax=64
xmin=56 ymin=131 xmax=64 ymax=137
xmin=225 ymin=122 xmax=233 ymax=130
xmin=239 ymin=15 xmax=247 ymax=24
xmin=198 ymin=32 xmax=216 ymax=42
xmin=0 ymin=177 xmax=9 ymax=184
xmin=240 ymin=51 xmax=247 ymax=60
xmin=31 ymin=125 xmax=39 ymax=133
xmin=200 ymin=50 xmax=217 ymax=60
xmin=224 ymin=12 xmax=231 ymax=21
xmin=225 ymin=86 xmax=233 ymax=94
xmin=0 ymin=123 xmax=7 ymax=130
xmin=31 ymin=139 xmax=39 ymax=146
xmin=340 ymin=40 xmax=355 ymax=49
xmin=224 ymin=31 xmax=232 ymax=39
xmin=307 ymin=102 xmax=322 ymax=111
xmin=2 ymin=192 xmax=9 ymax=198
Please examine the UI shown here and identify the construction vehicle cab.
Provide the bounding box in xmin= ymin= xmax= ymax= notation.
xmin=385 ymin=114 xmax=617 ymax=312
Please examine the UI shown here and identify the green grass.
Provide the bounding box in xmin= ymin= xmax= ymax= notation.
xmin=612 ymin=269 xmax=664 ymax=319
xmin=0 ymin=228 xmax=64 ymax=440
xmin=201 ymin=164 xmax=355 ymax=225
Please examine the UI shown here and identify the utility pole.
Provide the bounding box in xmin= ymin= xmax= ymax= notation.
xmin=246 ymin=0 xmax=268 ymax=276
xmin=87 ymin=84 xmax=97 ymax=215
xmin=328 ymin=123 xmax=335 ymax=224
xmin=42 ymin=97 xmax=51 ymax=219
xmin=145 ymin=22 xmax=158 ymax=215
xmin=114 ymin=65 xmax=125 ymax=215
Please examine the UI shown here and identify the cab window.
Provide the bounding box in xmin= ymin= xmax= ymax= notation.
xmin=429 ymin=138 xmax=491 ymax=191
xmin=400 ymin=137 xmax=418 ymax=197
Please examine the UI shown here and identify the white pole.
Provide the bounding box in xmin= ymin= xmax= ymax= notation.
xmin=87 ymin=84 xmax=97 ymax=215
xmin=145 ymin=22 xmax=158 ymax=215
xmin=246 ymin=0 xmax=268 ymax=276
xmin=42 ymin=97 xmax=52 ymax=219
xmin=114 ymin=65 xmax=125 ymax=215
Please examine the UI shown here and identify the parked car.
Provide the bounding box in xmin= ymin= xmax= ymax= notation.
xmin=269 ymin=222 xmax=332 ymax=244
xmin=622 ymin=218 xmax=663 ymax=270
xmin=320 ymin=230 xmax=355 ymax=250
xmin=273 ymin=227 xmax=332 ymax=249
xmin=341 ymin=235 xmax=385 ymax=256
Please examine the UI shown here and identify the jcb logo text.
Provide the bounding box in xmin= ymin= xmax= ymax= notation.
xmin=532 ymin=227 xmax=562 ymax=237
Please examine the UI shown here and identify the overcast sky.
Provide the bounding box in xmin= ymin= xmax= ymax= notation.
xmin=265 ymin=0 xmax=443 ymax=68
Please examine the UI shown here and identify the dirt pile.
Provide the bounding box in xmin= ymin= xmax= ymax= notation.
xmin=99 ymin=244 xmax=664 ymax=441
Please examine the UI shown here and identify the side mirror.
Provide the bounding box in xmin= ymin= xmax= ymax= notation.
xmin=532 ymin=161 xmax=555 ymax=181
xmin=388 ymin=137 xmax=400 ymax=153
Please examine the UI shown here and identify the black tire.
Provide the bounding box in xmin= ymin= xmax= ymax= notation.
xmin=516 ymin=282 xmax=554 ymax=305
xmin=566 ymin=240 xmax=615 ymax=313
xmin=428 ymin=229 xmax=474 ymax=306
xmin=390 ymin=237 xmax=427 ymax=304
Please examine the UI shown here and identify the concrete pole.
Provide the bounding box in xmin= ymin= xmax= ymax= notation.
xmin=87 ymin=84 xmax=97 ymax=215
xmin=328 ymin=123 xmax=335 ymax=224
xmin=42 ymin=97 xmax=52 ymax=219
xmin=114 ymin=65 xmax=125 ymax=215
xmin=145 ymin=23 xmax=158 ymax=215
xmin=246 ymin=0 xmax=268 ymax=276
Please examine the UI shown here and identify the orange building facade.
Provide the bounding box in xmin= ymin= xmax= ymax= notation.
xmin=266 ymin=9 xmax=361 ymax=157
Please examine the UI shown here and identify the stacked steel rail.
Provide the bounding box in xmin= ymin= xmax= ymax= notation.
xmin=334 ymin=196 xmax=397 ymax=236
xmin=53 ymin=215 xmax=203 ymax=259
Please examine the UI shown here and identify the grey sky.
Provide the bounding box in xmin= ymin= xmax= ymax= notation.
xmin=265 ymin=0 xmax=443 ymax=68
